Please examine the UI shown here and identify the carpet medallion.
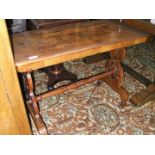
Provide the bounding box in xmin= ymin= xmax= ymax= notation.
xmin=90 ymin=104 xmax=119 ymax=128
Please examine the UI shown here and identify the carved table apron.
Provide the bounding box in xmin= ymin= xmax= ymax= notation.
xmin=12 ymin=20 xmax=150 ymax=134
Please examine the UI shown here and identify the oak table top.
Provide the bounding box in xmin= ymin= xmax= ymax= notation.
xmin=12 ymin=20 xmax=150 ymax=73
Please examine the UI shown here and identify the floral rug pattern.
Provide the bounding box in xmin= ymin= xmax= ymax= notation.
xmin=31 ymin=41 xmax=155 ymax=135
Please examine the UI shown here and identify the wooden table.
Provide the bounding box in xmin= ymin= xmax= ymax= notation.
xmin=12 ymin=20 xmax=150 ymax=134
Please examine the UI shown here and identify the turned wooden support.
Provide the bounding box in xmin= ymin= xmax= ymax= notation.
xmin=84 ymin=49 xmax=129 ymax=103
xmin=36 ymin=70 xmax=114 ymax=101
xmin=42 ymin=63 xmax=77 ymax=90
xmin=25 ymin=72 xmax=48 ymax=134
xmin=101 ymin=48 xmax=129 ymax=103
xmin=26 ymin=73 xmax=40 ymax=115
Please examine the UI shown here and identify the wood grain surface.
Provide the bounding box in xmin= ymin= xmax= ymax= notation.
xmin=0 ymin=19 xmax=31 ymax=134
xmin=12 ymin=20 xmax=150 ymax=72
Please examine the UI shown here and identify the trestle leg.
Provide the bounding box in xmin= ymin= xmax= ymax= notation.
xmin=101 ymin=48 xmax=129 ymax=104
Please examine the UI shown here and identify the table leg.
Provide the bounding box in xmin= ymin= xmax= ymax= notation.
xmin=101 ymin=48 xmax=129 ymax=104
xmin=25 ymin=72 xmax=48 ymax=134
xmin=42 ymin=63 xmax=77 ymax=90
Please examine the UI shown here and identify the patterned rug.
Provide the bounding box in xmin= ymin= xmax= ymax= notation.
xmin=31 ymin=41 xmax=155 ymax=135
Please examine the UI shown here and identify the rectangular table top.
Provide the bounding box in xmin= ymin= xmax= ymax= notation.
xmin=12 ymin=20 xmax=150 ymax=72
